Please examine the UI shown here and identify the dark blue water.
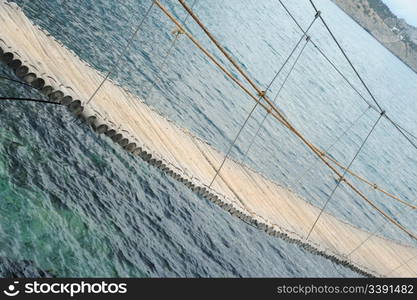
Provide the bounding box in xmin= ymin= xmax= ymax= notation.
xmin=0 ymin=0 xmax=416 ymax=277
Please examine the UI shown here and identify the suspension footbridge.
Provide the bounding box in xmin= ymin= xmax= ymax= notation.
xmin=0 ymin=0 xmax=416 ymax=277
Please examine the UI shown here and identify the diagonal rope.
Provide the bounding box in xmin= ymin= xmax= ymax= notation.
xmin=388 ymin=119 xmax=417 ymax=142
xmin=306 ymin=112 xmax=384 ymax=240
xmin=0 ymin=97 xmax=61 ymax=105
xmin=323 ymin=153 xmax=417 ymax=210
xmin=86 ymin=0 xmax=156 ymax=105
xmin=208 ymin=17 xmax=318 ymax=188
xmin=308 ymin=0 xmax=384 ymax=113
xmin=283 ymin=0 xmax=417 ymax=153
xmin=278 ymin=0 xmax=417 ymax=190
xmin=348 ymin=196 xmax=417 ymax=258
xmin=310 ymin=43 xmax=376 ymax=110
xmin=310 ymin=0 xmax=417 ymax=160
xmin=0 ymin=73 xmax=37 ymax=90
xmin=291 ymin=106 xmax=371 ymax=189
xmin=13 ymin=1 xmax=416 ymax=268
xmin=20 ymin=0 xmax=27 ymax=10
xmin=386 ymin=115 xmax=417 ymax=152
xmin=346 ymin=187 xmax=417 ymax=276
xmin=242 ymin=37 xmax=311 ymax=162
xmin=143 ymin=0 xmax=198 ymax=104
xmin=156 ymin=1 xmax=417 ymax=239
xmin=0 ymin=71 xmax=58 ymax=104
xmin=155 ymin=1 xmax=284 ymax=118
xmin=276 ymin=0 xmax=375 ymax=111
xmin=385 ymin=246 xmax=417 ymax=276
xmin=177 ymin=0 xmax=317 ymax=112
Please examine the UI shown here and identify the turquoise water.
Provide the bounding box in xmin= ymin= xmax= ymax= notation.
xmin=0 ymin=0 xmax=416 ymax=277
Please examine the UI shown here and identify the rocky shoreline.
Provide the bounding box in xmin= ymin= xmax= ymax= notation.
xmin=332 ymin=0 xmax=417 ymax=73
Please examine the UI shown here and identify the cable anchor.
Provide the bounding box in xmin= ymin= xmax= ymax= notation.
xmin=258 ymin=90 xmax=266 ymax=98
xmin=337 ymin=175 xmax=346 ymax=183
xmin=171 ymin=27 xmax=184 ymax=36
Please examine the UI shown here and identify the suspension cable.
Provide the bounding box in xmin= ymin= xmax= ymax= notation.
xmin=386 ymin=115 xmax=417 ymax=152
xmin=242 ymin=37 xmax=310 ymax=162
xmin=156 ymin=1 xmax=417 ymax=239
xmin=279 ymin=0 xmax=417 ymax=159
xmin=177 ymin=0 xmax=319 ymax=116
xmin=348 ymin=195 xmax=417 ymax=258
xmin=347 ymin=189 xmax=417 ymax=277
xmin=385 ymin=249 xmax=417 ymax=276
xmin=0 ymin=73 xmax=36 ymax=90
xmin=291 ymin=106 xmax=370 ymax=188
xmin=175 ymin=0 xmax=414 ymax=209
xmin=155 ymin=0 xmax=287 ymax=124
xmin=208 ymin=23 xmax=317 ymax=188
xmin=86 ymin=0 xmax=156 ymax=105
xmin=0 ymin=70 xmax=58 ymax=104
xmin=277 ymin=0 xmax=375 ymax=110
xmin=388 ymin=118 xmax=417 ymax=142
xmin=308 ymin=0 xmax=384 ymax=113
xmin=0 ymin=97 xmax=61 ymax=105
xmin=143 ymin=0 xmax=198 ymax=104
xmin=178 ymin=0 xmax=265 ymax=96
xmin=306 ymin=112 xmax=384 ymax=240
xmin=322 ymin=151 xmax=417 ymax=210
xmin=310 ymin=0 xmax=417 ymax=156
xmin=9 ymin=0 xmax=417 ymax=261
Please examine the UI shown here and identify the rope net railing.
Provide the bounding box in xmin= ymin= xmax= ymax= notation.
xmin=153 ymin=0 xmax=417 ymax=242
xmin=277 ymin=0 xmax=417 ymax=153
xmin=157 ymin=0 xmax=417 ymax=273
xmin=7 ymin=0 xmax=417 ymax=275
xmin=161 ymin=0 xmax=401 ymax=196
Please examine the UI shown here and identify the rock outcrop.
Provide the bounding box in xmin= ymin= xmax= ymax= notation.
xmin=332 ymin=0 xmax=417 ymax=73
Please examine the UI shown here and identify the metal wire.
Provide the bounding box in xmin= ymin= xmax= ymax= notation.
xmin=209 ymin=16 xmax=318 ymax=188
xmin=306 ymin=112 xmax=384 ymax=240
xmin=86 ymin=0 xmax=156 ymax=105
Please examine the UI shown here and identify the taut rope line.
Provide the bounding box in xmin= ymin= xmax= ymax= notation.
xmin=3 ymin=0 xmax=416 ymax=275
xmin=309 ymin=0 xmax=384 ymax=114
xmin=175 ymin=0 xmax=406 ymax=206
xmin=86 ymin=0 xmax=156 ymax=105
xmin=178 ymin=0 xmax=270 ymax=97
xmin=155 ymin=1 xmax=287 ymax=125
xmin=276 ymin=0 xmax=375 ymax=111
xmin=309 ymin=0 xmax=417 ymax=153
xmin=280 ymin=0 xmax=417 ymax=150
xmin=323 ymin=153 xmax=417 ymax=210
xmin=0 ymin=73 xmax=37 ymax=90
xmin=279 ymin=0 xmax=417 ymax=208
xmin=176 ymin=1 xmax=417 ymax=228
xmin=143 ymin=0 xmax=198 ymax=104
xmin=306 ymin=112 xmax=384 ymax=240
xmin=209 ymin=31 xmax=316 ymax=188
xmin=242 ymin=37 xmax=311 ymax=163
xmin=386 ymin=115 xmax=417 ymax=152
xmin=0 ymin=97 xmax=61 ymax=105
xmin=156 ymin=0 xmax=417 ymax=240
xmin=290 ymin=106 xmax=371 ymax=190
xmin=348 ymin=196 xmax=417 ymax=266
xmin=388 ymin=119 xmax=417 ymax=142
